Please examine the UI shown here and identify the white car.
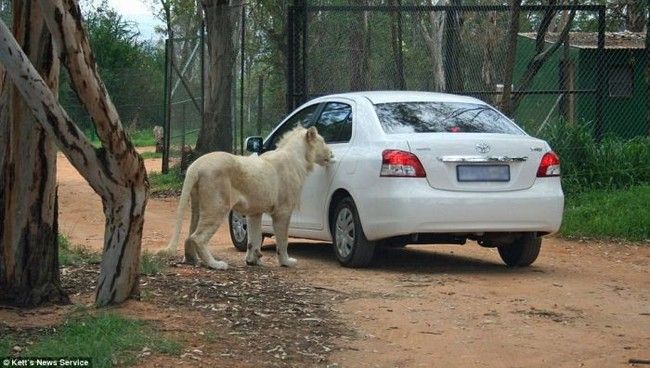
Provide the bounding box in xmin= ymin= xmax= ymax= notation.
xmin=229 ymin=91 xmax=564 ymax=267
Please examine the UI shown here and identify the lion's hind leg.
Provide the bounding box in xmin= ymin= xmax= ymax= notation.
xmin=189 ymin=184 xmax=230 ymax=270
xmin=245 ymin=214 xmax=264 ymax=266
xmin=184 ymin=189 xmax=201 ymax=265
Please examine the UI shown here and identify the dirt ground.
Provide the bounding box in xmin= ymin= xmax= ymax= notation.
xmin=8 ymin=151 xmax=650 ymax=367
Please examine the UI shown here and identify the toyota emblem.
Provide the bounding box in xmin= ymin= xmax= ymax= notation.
xmin=476 ymin=143 xmax=490 ymax=154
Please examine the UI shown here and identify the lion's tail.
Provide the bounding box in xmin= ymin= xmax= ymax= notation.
xmin=165 ymin=167 xmax=198 ymax=254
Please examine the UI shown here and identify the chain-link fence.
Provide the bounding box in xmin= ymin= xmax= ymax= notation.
xmin=164 ymin=2 xmax=648 ymax=192
xmin=289 ymin=3 xmax=647 ymax=140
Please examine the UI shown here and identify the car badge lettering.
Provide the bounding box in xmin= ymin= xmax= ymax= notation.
xmin=475 ymin=143 xmax=490 ymax=154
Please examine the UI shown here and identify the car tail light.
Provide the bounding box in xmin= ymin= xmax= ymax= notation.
xmin=537 ymin=151 xmax=561 ymax=177
xmin=381 ymin=150 xmax=426 ymax=177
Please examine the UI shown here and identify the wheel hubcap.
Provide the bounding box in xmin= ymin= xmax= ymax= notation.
xmin=335 ymin=208 xmax=355 ymax=258
xmin=231 ymin=212 xmax=247 ymax=242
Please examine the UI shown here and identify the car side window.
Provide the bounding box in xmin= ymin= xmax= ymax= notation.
xmin=313 ymin=102 xmax=352 ymax=144
xmin=266 ymin=104 xmax=319 ymax=150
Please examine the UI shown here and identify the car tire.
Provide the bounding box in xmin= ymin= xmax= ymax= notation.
xmin=497 ymin=233 xmax=541 ymax=267
xmin=331 ymin=197 xmax=376 ymax=267
xmin=229 ymin=211 xmax=248 ymax=252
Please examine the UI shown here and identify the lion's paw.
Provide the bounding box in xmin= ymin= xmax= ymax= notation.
xmin=207 ymin=261 xmax=229 ymax=270
xmin=279 ymin=257 xmax=297 ymax=268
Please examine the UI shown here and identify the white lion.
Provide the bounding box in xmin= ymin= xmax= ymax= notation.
xmin=164 ymin=126 xmax=332 ymax=269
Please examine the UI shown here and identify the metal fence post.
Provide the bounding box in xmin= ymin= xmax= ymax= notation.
xmin=595 ymin=6 xmax=606 ymax=141
xmin=162 ymin=38 xmax=172 ymax=174
xmin=240 ymin=3 xmax=246 ymax=154
xmin=287 ymin=6 xmax=295 ymax=113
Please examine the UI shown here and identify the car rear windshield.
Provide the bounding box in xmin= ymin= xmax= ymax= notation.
xmin=374 ymin=102 xmax=524 ymax=134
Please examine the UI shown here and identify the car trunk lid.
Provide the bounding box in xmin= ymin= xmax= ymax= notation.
xmin=406 ymin=133 xmax=547 ymax=192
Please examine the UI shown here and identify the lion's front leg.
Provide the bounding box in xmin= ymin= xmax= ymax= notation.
xmin=272 ymin=213 xmax=297 ymax=267
xmin=245 ymin=214 xmax=264 ymax=266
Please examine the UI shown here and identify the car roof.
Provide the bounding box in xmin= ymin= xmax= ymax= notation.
xmin=318 ymin=91 xmax=487 ymax=105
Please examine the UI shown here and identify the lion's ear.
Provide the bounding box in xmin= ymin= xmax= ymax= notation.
xmin=306 ymin=126 xmax=318 ymax=141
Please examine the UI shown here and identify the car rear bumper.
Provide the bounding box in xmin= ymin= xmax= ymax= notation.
xmin=355 ymin=177 xmax=564 ymax=241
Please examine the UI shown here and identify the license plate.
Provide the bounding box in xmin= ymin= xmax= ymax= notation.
xmin=457 ymin=165 xmax=510 ymax=182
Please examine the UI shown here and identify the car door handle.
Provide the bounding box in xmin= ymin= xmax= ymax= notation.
xmin=438 ymin=155 xmax=528 ymax=163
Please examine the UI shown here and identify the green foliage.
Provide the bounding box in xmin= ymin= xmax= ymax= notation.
xmin=60 ymin=1 xmax=165 ymax=133
xmin=538 ymin=120 xmax=650 ymax=194
xmin=14 ymin=312 xmax=181 ymax=368
xmin=58 ymin=235 xmax=100 ymax=267
xmin=149 ymin=167 xmax=184 ymax=195
xmin=140 ymin=251 xmax=167 ymax=276
xmin=561 ymin=185 xmax=650 ymax=242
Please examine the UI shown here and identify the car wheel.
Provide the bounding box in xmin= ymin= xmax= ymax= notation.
xmin=229 ymin=211 xmax=248 ymax=252
xmin=497 ymin=233 xmax=541 ymax=267
xmin=331 ymin=197 xmax=375 ymax=267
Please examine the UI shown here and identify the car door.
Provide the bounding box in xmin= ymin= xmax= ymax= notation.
xmin=291 ymin=101 xmax=354 ymax=230
xmin=260 ymin=103 xmax=321 ymax=228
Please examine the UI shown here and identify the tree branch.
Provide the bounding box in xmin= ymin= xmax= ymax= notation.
xmin=38 ymin=0 xmax=145 ymax=183
xmin=0 ymin=19 xmax=108 ymax=196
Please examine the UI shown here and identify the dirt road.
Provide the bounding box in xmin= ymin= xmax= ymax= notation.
xmin=56 ymin=152 xmax=650 ymax=367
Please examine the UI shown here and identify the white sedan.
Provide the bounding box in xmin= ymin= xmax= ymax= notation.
xmin=229 ymin=91 xmax=564 ymax=267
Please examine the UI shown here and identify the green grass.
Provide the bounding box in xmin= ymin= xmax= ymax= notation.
xmin=6 ymin=312 xmax=181 ymax=368
xmin=87 ymin=129 xmax=156 ymax=148
xmin=149 ymin=167 xmax=183 ymax=194
xmin=58 ymin=235 xmax=100 ymax=266
xmin=140 ymin=151 xmax=162 ymax=159
xmin=127 ymin=130 xmax=157 ymax=147
xmin=140 ymin=251 xmax=167 ymax=276
xmin=561 ymin=185 xmax=650 ymax=242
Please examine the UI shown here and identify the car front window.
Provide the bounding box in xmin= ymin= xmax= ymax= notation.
xmin=374 ymin=102 xmax=523 ymax=135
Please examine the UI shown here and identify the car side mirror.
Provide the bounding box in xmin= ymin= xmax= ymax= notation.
xmin=245 ymin=136 xmax=264 ymax=153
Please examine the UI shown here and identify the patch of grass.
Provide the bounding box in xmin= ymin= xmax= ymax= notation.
xmin=140 ymin=151 xmax=162 ymax=159
xmin=19 ymin=312 xmax=181 ymax=368
xmin=149 ymin=167 xmax=183 ymax=195
xmin=0 ymin=333 xmax=15 ymax=355
xmin=128 ymin=130 xmax=156 ymax=147
xmin=58 ymin=235 xmax=100 ymax=266
xmin=561 ymin=185 xmax=650 ymax=242
xmin=140 ymin=251 xmax=167 ymax=276
xmin=87 ymin=129 xmax=156 ymax=148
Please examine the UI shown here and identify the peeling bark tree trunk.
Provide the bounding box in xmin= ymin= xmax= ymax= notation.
xmin=197 ymin=0 xmax=236 ymax=155
xmin=420 ymin=0 xmax=446 ymax=91
xmin=0 ymin=0 xmax=148 ymax=306
xmin=349 ymin=0 xmax=370 ymax=91
xmin=646 ymin=6 xmax=649 ymax=134
xmin=0 ymin=0 xmax=69 ymax=307
xmin=481 ymin=11 xmax=498 ymax=104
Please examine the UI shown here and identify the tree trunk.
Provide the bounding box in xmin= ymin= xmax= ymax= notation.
xmin=349 ymin=0 xmax=370 ymax=91
xmin=197 ymin=0 xmax=236 ymax=155
xmin=646 ymin=4 xmax=649 ymax=134
xmin=0 ymin=0 xmax=69 ymax=307
xmin=501 ymin=0 xmax=522 ymax=116
xmin=481 ymin=11 xmax=498 ymax=104
xmin=420 ymin=0 xmax=446 ymax=91
xmin=389 ymin=0 xmax=405 ymax=90
xmin=0 ymin=0 xmax=149 ymax=307
xmin=443 ymin=0 xmax=463 ymax=92
xmin=511 ymin=7 xmax=576 ymax=112
xmin=626 ymin=0 xmax=646 ymax=32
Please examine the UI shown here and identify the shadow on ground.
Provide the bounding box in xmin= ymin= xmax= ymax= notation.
xmin=259 ymin=241 xmax=545 ymax=276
